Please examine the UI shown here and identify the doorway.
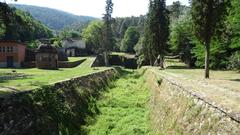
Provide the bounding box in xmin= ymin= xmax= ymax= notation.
xmin=7 ymin=56 xmax=14 ymax=67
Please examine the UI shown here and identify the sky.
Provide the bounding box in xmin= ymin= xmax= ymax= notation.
xmin=8 ymin=0 xmax=189 ymax=17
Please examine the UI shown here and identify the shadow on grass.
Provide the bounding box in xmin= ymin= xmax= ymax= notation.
xmin=229 ymin=79 xmax=240 ymax=82
xmin=166 ymin=65 xmax=189 ymax=69
xmin=0 ymin=72 xmax=32 ymax=83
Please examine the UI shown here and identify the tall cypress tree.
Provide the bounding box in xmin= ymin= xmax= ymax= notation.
xmin=144 ymin=0 xmax=169 ymax=68
xmin=102 ymin=0 xmax=114 ymax=66
xmin=191 ymin=0 xmax=230 ymax=78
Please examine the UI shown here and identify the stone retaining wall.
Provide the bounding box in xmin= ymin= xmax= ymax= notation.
xmin=145 ymin=69 xmax=240 ymax=134
xmin=0 ymin=68 xmax=118 ymax=135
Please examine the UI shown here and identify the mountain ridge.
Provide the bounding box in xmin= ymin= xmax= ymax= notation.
xmin=12 ymin=4 xmax=97 ymax=30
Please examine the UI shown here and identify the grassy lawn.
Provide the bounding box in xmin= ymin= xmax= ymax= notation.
xmin=111 ymin=52 xmax=135 ymax=58
xmin=0 ymin=57 xmax=109 ymax=94
xmin=87 ymin=70 xmax=152 ymax=135
xmin=68 ymin=57 xmax=85 ymax=62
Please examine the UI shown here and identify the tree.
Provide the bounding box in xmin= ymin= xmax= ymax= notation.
xmin=120 ymin=26 xmax=140 ymax=53
xmin=169 ymin=1 xmax=181 ymax=20
xmin=102 ymin=0 xmax=114 ymax=66
xmin=228 ymin=0 xmax=240 ymax=52
xmin=82 ymin=21 xmax=103 ymax=54
xmin=0 ymin=2 xmax=52 ymax=41
xmin=170 ymin=14 xmax=196 ymax=68
xmin=191 ymin=0 xmax=230 ymax=78
xmin=144 ymin=0 xmax=169 ymax=68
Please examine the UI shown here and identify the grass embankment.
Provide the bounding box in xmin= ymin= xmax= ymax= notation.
xmin=146 ymin=69 xmax=240 ymax=134
xmin=0 ymin=57 xmax=109 ymax=93
xmin=87 ymin=69 xmax=152 ymax=135
xmin=162 ymin=59 xmax=240 ymax=113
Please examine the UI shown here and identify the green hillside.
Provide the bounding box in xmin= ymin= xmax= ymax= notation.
xmin=0 ymin=3 xmax=53 ymax=42
xmin=12 ymin=4 xmax=96 ymax=30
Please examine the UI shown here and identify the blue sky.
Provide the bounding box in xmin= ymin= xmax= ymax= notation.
xmin=9 ymin=0 xmax=189 ymax=17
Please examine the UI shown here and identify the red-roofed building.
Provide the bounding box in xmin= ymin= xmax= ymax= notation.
xmin=0 ymin=41 xmax=26 ymax=68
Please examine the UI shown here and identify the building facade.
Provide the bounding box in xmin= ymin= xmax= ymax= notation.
xmin=0 ymin=41 xmax=26 ymax=68
xmin=36 ymin=44 xmax=58 ymax=69
xmin=62 ymin=39 xmax=87 ymax=57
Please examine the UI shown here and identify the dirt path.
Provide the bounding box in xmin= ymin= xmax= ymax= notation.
xmin=87 ymin=70 xmax=152 ymax=135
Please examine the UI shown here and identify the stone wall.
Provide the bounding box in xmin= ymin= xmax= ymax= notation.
xmin=145 ymin=69 xmax=240 ymax=134
xmin=0 ymin=68 xmax=118 ymax=135
xmin=92 ymin=54 xmax=138 ymax=69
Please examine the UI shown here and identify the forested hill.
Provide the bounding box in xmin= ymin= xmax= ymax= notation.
xmin=0 ymin=2 xmax=53 ymax=42
xmin=12 ymin=4 xmax=96 ymax=30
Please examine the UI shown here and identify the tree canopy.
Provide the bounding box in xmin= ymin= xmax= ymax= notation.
xmin=120 ymin=26 xmax=140 ymax=53
xmin=191 ymin=0 xmax=230 ymax=78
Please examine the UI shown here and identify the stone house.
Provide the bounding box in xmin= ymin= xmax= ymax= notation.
xmin=36 ymin=44 xmax=58 ymax=69
xmin=62 ymin=38 xmax=87 ymax=57
xmin=0 ymin=41 xmax=26 ymax=68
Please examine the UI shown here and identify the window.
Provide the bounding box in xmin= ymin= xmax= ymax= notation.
xmin=3 ymin=47 xmax=5 ymax=52
xmin=0 ymin=47 xmax=1 ymax=52
xmin=7 ymin=47 xmax=10 ymax=52
xmin=10 ymin=47 xmax=13 ymax=52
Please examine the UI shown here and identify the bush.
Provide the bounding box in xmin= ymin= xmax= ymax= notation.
xmin=228 ymin=51 xmax=240 ymax=71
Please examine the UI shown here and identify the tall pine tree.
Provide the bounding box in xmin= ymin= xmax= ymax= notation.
xmin=102 ymin=0 xmax=114 ymax=66
xmin=144 ymin=0 xmax=169 ymax=68
xmin=191 ymin=0 xmax=230 ymax=78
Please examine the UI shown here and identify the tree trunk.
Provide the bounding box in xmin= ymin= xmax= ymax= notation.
xmin=103 ymin=51 xmax=109 ymax=67
xmin=205 ymin=43 xmax=210 ymax=79
xmin=160 ymin=55 xmax=164 ymax=69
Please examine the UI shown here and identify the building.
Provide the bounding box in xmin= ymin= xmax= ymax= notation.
xmin=36 ymin=44 xmax=58 ymax=69
xmin=0 ymin=41 xmax=26 ymax=68
xmin=62 ymin=38 xmax=87 ymax=57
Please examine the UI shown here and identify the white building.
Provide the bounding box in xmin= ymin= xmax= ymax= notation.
xmin=62 ymin=39 xmax=86 ymax=57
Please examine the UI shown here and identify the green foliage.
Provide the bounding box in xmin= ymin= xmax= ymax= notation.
xmin=192 ymin=37 xmax=230 ymax=69
xmin=228 ymin=51 xmax=240 ymax=71
xmin=144 ymin=0 xmax=170 ymax=67
xmin=0 ymin=3 xmax=53 ymax=41
xmin=191 ymin=0 xmax=230 ymax=77
xmin=120 ymin=26 xmax=140 ymax=53
xmin=102 ymin=0 xmax=115 ymax=52
xmin=13 ymin=4 xmax=95 ymax=30
xmin=228 ymin=0 xmax=240 ymax=51
xmin=60 ymin=30 xmax=81 ymax=39
xmin=102 ymin=0 xmax=115 ymax=66
xmin=27 ymin=40 xmax=41 ymax=49
xmin=112 ymin=16 xmax=145 ymax=52
xmin=169 ymin=14 xmax=195 ymax=67
xmin=191 ymin=0 xmax=230 ymax=45
xmin=82 ymin=20 xmax=103 ymax=53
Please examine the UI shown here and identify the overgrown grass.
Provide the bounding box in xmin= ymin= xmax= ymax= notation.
xmin=86 ymin=69 xmax=152 ymax=135
xmin=0 ymin=57 xmax=109 ymax=92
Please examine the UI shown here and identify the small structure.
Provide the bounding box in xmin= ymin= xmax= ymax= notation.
xmin=0 ymin=41 xmax=26 ymax=68
xmin=36 ymin=44 xmax=58 ymax=69
xmin=62 ymin=38 xmax=87 ymax=57
xmin=57 ymin=48 xmax=68 ymax=61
